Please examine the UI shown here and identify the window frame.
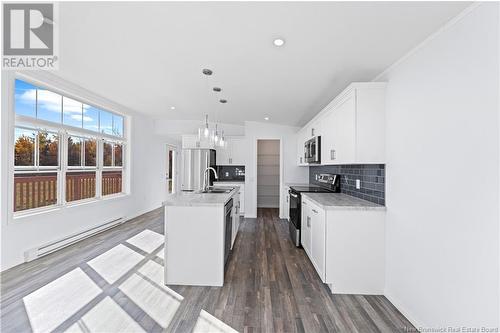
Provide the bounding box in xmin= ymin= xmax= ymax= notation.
xmin=10 ymin=75 xmax=129 ymax=219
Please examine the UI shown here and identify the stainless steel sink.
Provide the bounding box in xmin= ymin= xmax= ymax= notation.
xmin=199 ymin=187 xmax=234 ymax=194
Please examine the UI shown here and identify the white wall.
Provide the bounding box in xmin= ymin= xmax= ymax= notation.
xmin=379 ymin=3 xmax=499 ymax=328
xmin=244 ymin=121 xmax=308 ymax=218
xmin=0 ymin=71 xmax=175 ymax=271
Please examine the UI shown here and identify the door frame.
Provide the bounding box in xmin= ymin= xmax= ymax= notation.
xmin=165 ymin=144 xmax=178 ymax=195
xmin=253 ymin=138 xmax=283 ymax=217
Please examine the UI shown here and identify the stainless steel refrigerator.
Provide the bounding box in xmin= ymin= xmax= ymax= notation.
xmin=180 ymin=149 xmax=217 ymax=191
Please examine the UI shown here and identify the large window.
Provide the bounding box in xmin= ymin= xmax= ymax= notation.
xmin=14 ymin=128 xmax=59 ymax=212
xmin=13 ymin=79 xmax=127 ymax=214
xmin=102 ymin=142 xmax=123 ymax=196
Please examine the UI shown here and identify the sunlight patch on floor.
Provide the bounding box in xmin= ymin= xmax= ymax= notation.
xmin=126 ymin=229 xmax=164 ymax=254
xmin=193 ymin=310 xmax=238 ymax=333
xmin=23 ymin=268 xmax=102 ymax=333
xmin=65 ymin=296 xmax=145 ymax=333
xmin=87 ymin=244 xmax=144 ymax=284
xmin=119 ymin=260 xmax=183 ymax=328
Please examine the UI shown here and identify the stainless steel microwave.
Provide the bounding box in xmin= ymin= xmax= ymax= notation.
xmin=304 ymin=136 xmax=321 ymax=164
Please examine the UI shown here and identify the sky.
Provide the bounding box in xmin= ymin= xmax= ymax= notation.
xmin=14 ymin=79 xmax=123 ymax=136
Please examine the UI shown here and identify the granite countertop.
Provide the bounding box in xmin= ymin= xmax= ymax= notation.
xmin=214 ymin=180 xmax=245 ymax=183
xmin=302 ymin=193 xmax=386 ymax=211
xmin=284 ymin=182 xmax=310 ymax=187
xmin=163 ymin=186 xmax=239 ymax=207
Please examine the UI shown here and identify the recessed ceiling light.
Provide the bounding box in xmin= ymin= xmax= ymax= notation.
xmin=264 ymin=117 xmax=269 ymax=121
xmin=170 ymin=106 xmax=175 ymax=110
xmin=273 ymin=38 xmax=285 ymax=47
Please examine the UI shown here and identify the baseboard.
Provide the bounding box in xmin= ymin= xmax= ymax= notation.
xmin=384 ymin=291 xmax=425 ymax=331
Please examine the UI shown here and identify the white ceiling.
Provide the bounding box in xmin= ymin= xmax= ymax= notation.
xmin=57 ymin=2 xmax=469 ymax=127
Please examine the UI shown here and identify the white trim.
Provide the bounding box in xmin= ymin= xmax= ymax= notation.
xmin=372 ymin=2 xmax=482 ymax=81
xmin=8 ymin=73 xmax=129 ymax=222
xmin=253 ymin=137 xmax=283 ymax=217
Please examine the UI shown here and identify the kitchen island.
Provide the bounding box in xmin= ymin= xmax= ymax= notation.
xmin=163 ymin=187 xmax=240 ymax=287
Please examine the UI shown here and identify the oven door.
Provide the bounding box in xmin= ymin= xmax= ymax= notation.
xmin=288 ymin=190 xmax=301 ymax=247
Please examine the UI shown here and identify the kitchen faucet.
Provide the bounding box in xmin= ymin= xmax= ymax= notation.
xmin=203 ymin=167 xmax=218 ymax=192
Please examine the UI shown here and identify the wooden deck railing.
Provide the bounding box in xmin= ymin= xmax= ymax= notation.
xmin=102 ymin=171 xmax=122 ymax=196
xmin=66 ymin=171 xmax=96 ymax=202
xmin=14 ymin=170 xmax=122 ymax=211
xmin=14 ymin=173 xmax=57 ymax=212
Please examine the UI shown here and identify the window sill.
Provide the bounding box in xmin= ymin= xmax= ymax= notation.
xmin=12 ymin=193 xmax=130 ymax=222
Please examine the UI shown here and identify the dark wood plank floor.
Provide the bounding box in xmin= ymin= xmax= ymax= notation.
xmin=1 ymin=208 xmax=415 ymax=333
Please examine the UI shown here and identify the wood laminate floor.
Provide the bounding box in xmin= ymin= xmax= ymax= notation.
xmin=1 ymin=208 xmax=415 ymax=333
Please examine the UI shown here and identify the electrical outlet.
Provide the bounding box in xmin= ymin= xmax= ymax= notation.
xmin=315 ymin=174 xmax=319 ymax=180
xmin=356 ymin=179 xmax=361 ymax=189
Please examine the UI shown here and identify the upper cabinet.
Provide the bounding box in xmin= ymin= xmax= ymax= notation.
xmin=182 ymin=134 xmax=215 ymax=149
xmin=297 ymin=82 xmax=386 ymax=166
xmin=216 ymin=136 xmax=246 ymax=165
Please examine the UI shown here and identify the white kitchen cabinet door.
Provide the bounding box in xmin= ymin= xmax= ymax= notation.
xmin=283 ymin=186 xmax=290 ymax=221
xmin=182 ymin=135 xmax=198 ymax=149
xmin=301 ymin=199 xmax=312 ymax=258
xmin=297 ymin=129 xmax=308 ymax=166
xmin=310 ymin=202 xmax=326 ymax=282
xmin=324 ymin=94 xmax=356 ymax=165
xmin=216 ymin=145 xmax=230 ymax=165
xmin=229 ymin=138 xmax=245 ymax=165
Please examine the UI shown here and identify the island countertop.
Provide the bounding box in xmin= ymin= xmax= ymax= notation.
xmin=302 ymin=193 xmax=386 ymax=211
xmin=163 ymin=186 xmax=239 ymax=207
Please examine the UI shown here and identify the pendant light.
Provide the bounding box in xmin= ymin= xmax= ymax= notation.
xmin=198 ymin=68 xmax=213 ymax=141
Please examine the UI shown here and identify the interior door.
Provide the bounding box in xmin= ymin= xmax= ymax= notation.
xmin=166 ymin=146 xmax=176 ymax=195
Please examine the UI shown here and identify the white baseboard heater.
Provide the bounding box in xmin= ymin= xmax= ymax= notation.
xmin=24 ymin=217 xmax=126 ymax=262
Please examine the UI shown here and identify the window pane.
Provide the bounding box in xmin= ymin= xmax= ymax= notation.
xmin=114 ymin=144 xmax=122 ymax=166
xmin=103 ymin=142 xmax=112 ymax=167
xmin=102 ymin=170 xmax=122 ymax=196
xmin=100 ymin=111 xmax=113 ymax=135
xmin=37 ymin=89 xmax=62 ymax=123
xmin=38 ymin=131 xmax=59 ymax=167
xmin=14 ymin=128 xmax=36 ymax=167
xmin=84 ymin=139 xmax=97 ymax=167
xmin=63 ymin=97 xmax=83 ymax=128
xmin=66 ymin=171 xmax=96 ymax=202
xmin=67 ymin=136 xmax=82 ymax=166
xmin=112 ymin=114 xmax=124 ymax=137
xmin=83 ymin=105 xmax=99 ymax=132
xmin=14 ymin=172 xmax=58 ymax=211
xmin=15 ymin=79 xmax=36 ymax=118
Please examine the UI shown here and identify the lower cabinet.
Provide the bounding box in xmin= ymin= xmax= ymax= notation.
xmin=301 ymin=195 xmax=385 ymax=294
xmin=283 ymin=186 xmax=290 ymax=221
xmin=214 ymin=182 xmax=245 ymax=215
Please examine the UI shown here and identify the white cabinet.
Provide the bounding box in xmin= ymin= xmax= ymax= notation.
xmin=301 ymin=198 xmax=312 ymax=258
xmin=231 ymin=192 xmax=240 ymax=248
xmin=310 ymin=201 xmax=326 ymax=281
xmin=301 ymin=194 xmax=385 ymax=294
xmin=214 ymin=182 xmax=245 ymax=215
xmin=296 ymin=128 xmax=308 ymax=166
xmin=322 ymin=93 xmax=356 ymax=164
xmin=283 ymin=186 xmax=290 ymax=221
xmin=216 ymin=136 xmax=246 ymax=165
xmin=182 ymin=134 xmax=214 ymax=149
xmin=301 ymin=82 xmax=386 ymax=165
xmin=325 ymin=209 xmax=385 ymax=294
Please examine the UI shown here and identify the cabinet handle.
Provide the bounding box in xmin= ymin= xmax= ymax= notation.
xmin=307 ymin=216 xmax=311 ymax=227
xmin=300 ymin=157 xmax=303 ymax=163
xmin=330 ymin=149 xmax=336 ymax=160
xmin=311 ymin=128 xmax=315 ymax=137
xmin=312 ymin=209 xmax=318 ymax=214
xmin=303 ymin=201 xmax=307 ymax=205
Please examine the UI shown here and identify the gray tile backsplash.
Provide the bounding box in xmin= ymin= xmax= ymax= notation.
xmin=309 ymin=164 xmax=385 ymax=205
